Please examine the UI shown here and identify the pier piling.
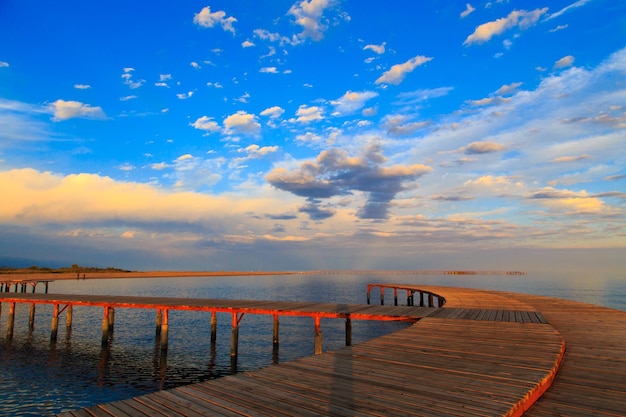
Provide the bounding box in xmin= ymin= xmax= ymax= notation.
xmin=210 ymin=311 xmax=217 ymax=344
xmin=51 ymin=304 xmax=59 ymax=342
xmin=7 ymin=302 xmax=15 ymax=339
xmin=314 ymin=316 xmax=322 ymax=355
xmin=160 ymin=309 xmax=169 ymax=351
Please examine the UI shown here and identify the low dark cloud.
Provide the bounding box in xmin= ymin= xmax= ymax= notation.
xmin=267 ymin=144 xmax=432 ymax=220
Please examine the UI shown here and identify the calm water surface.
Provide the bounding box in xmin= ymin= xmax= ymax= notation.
xmin=1 ymin=271 xmax=625 ymax=416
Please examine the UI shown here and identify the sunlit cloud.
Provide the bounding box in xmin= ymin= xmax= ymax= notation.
xmin=554 ymin=55 xmax=575 ymax=69
xmin=460 ymin=3 xmax=475 ymax=18
xmin=223 ymin=111 xmax=261 ymax=136
xmin=375 ymin=55 xmax=433 ymax=85
xmin=49 ymin=99 xmax=105 ymax=121
xmin=463 ymin=8 xmax=548 ymax=45
xmin=363 ymin=42 xmax=386 ymax=54
xmin=193 ymin=6 xmax=237 ymax=34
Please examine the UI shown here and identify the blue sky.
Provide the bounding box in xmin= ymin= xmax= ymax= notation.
xmin=1 ymin=0 xmax=625 ymax=272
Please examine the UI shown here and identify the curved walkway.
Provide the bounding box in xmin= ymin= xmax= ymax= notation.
xmin=57 ymin=285 xmax=577 ymax=417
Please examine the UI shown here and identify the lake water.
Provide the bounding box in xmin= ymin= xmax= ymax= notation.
xmin=1 ymin=271 xmax=625 ymax=416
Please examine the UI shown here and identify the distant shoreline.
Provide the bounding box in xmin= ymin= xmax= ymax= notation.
xmin=0 ymin=270 xmax=296 ymax=281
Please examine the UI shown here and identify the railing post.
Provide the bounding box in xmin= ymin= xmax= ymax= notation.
xmin=394 ymin=288 xmax=398 ymax=306
xmin=428 ymin=293 xmax=434 ymax=308
xmin=419 ymin=291 xmax=424 ymax=307
xmin=155 ymin=309 xmax=162 ymax=335
xmin=380 ymin=287 xmax=384 ymax=305
xmin=345 ymin=317 xmax=352 ymax=346
xmin=366 ymin=284 xmax=371 ymax=304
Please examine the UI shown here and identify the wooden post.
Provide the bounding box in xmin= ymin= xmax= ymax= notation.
xmin=380 ymin=287 xmax=384 ymax=305
xmin=314 ymin=316 xmax=322 ymax=355
xmin=155 ymin=309 xmax=162 ymax=335
xmin=428 ymin=293 xmax=434 ymax=308
xmin=366 ymin=285 xmax=371 ymax=304
xmin=51 ymin=304 xmax=59 ymax=342
xmin=407 ymin=290 xmax=412 ymax=306
xmin=272 ymin=313 xmax=279 ymax=346
xmin=101 ymin=306 xmax=110 ymax=346
xmin=419 ymin=291 xmax=424 ymax=307
xmin=45 ymin=282 xmax=49 ymax=293
xmin=66 ymin=305 xmax=73 ymax=328
xmin=210 ymin=311 xmax=217 ymax=344
xmin=394 ymin=288 xmax=398 ymax=306
xmin=231 ymin=313 xmax=239 ymax=358
xmin=29 ymin=303 xmax=36 ymax=330
xmin=108 ymin=307 xmax=115 ymax=331
xmin=7 ymin=302 xmax=15 ymax=339
xmin=161 ymin=309 xmax=169 ymax=350
xmin=345 ymin=317 xmax=352 ymax=346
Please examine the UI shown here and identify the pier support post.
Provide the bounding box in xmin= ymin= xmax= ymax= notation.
xmin=345 ymin=317 xmax=352 ymax=346
xmin=29 ymin=303 xmax=36 ymax=330
xmin=66 ymin=305 xmax=73 ymax=329
xmin=211 ymin=311 xmax=217 ymax=344
xmin=7 ymin=302 xmax=15 ymax=340
xmin=419 ymin=291 xmax=424 ymax=307
xmin=407 ymin=291 xmax=413 ymax=306
xmin=394 ymin=288 xmax=398 ymax=306
xmin=272 ymin=314 xmax=279 ymax=346
xmin=380 ymin=288 xmax=384 ymax=305
xmin=314 ymin=316 xmax=322 ymax=355
xmin=101 ymin=306 xmax=110 ymax=346
xmin=156 ymin=309 xmax=162 ymax=335
xmin=51 ymin=304 xmax=59 ymax=342
xmin=366 ymin=285 xmax=371 ymax=304
xmin=108 ymin=307 xmax=115 ymax=331
xmin=428 ymin=293 xmax=434 ymax=308
xmin=231 ymin=313 xmax=239 ymax=358
xmin=160 ymin=309 xmax=169 ymax=351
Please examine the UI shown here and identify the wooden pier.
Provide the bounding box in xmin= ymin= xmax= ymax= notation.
xmin=2 ymin=284 xmax=625 ymax=416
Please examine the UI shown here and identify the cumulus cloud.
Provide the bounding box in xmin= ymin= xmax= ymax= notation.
xmin=242 ymin=40 xmax=255 ymax=48
xmin=460 ymin=3 xmax=475 ymax=18
xmin=495 ymin=82 xmax=522 ymax=95
xmin=331 ymin=90 xmax=378 ymax=116
xmin=193 ymin=6 xmax=237 ymax=34
xmin=463 ymin=8 xmax=548 ymax=45
xmin=375 ymin=55 xmax=433 ymax=85
xmin=49 ymin=99 xmax=105 ymax=121
xmin=363 ymin=42 xmax=386 ymax=54
xmin=238 ymin=144 xmax=279 ymax=159
xmin=260 ymin=106 xmax=285 ymax=119
xmin=190 ymin=116 xmax=220 ymax=133
xmin=554 ymin=55 xmax=575 ymax=69
xmin=223 ymin=111 xmax=261 ymax=136
xmin=288 ymin=0 xmax=332 ymax=41
xmin=266 ymin=144 xmax=432 ymax=219
xmin=295 ymin=105 xmax=324 ymax=123
xmin=382 ymin=115 xmax=430 ymax=136
xmin=462 ymin=141 xmax=507 ymax=155
xmin=259 ymin=66 xmax=278 ymax=73
xmin=177 ymin=91 xmax=194 ymax=100
xmin=0 ymin=61 xmax=8 ymax=67
xmin=74 ymin=84 xmax=91 ymax=90
xmin=121 ymin=68 xmax=145 ymax=89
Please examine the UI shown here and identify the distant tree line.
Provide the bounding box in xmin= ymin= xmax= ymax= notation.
xmin=0 ymin=264 xmax=131 ymax=274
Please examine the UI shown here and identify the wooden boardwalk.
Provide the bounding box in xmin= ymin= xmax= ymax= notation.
xmin=45 ymin=285 xmax=581 ymax=417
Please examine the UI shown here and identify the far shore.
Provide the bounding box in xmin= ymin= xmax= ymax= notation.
xmin=0 ymin=270 xmax=297 ymax=281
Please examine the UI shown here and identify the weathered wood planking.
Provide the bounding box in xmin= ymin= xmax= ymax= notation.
xmin=54 ymin=285 xmax=569 ymax=417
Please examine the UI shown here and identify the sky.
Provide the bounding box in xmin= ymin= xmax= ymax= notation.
xmin=0 ymin=0 xmax=625 ymax=273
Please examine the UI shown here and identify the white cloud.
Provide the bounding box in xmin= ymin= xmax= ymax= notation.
xmin=554 ymin=55 xmax=575 ymax=69
xmin=190 ymin=61 xmax=201 ymax=69
xmin=463 ymin=8 xmax=548 ymax=45
xmin=242 ymin=40 xmax=255 ymax=48
xmin=495 ymin=82 xmax=522 ymax=95
xmin=0 ymin=61 xmax=8 ymax=68
xmin=545 ymin=0 xmax=591 ymax=21
xmin=375 ymin=55 xmax=433 ymax=85
xmin=49 ymin=99 xmax=105 ymax=121
xmin=74 ymin=84 xmax=91 ymax=90
xmin=288 ymin=0 xmax=332 ymax=41
xmin=177 ymin=91 xmax=194 ymax=100
xmin=460 ymin=3 xmax=475 ymax=18
xmin=193 ymin=6 xmax=237 ymax=34
xmin=331 ymin=91 xmax=378 ymax=116
xmin=120 ymin=95 xmax=137 ymax=101
xmin=223 ymin=111 xmax=261 ymax=135
xmin=295 ymin=105 xmax=324 ymax=123
xmin=206 ymin=82 xmax=223 ymax=88
xmin=238 ymin=144 xmax=279 ymax=158
xmin=121 ymin=68 xmax=145 ymax=89
xmin=259 ymin=67 xmax=278 ymax=73
xmin=260 ymin=106 xmax=285 ymax=119
xmin=190 ymin=116 xmax=220 ymax=133
xmin=363 ymin=42 xmax=386 ymax=54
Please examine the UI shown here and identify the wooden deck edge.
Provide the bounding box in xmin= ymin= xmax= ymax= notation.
xmin=506 ymin=335 xmax=566 ymax=417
